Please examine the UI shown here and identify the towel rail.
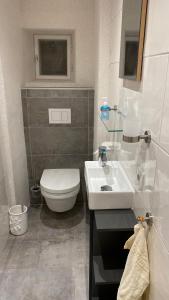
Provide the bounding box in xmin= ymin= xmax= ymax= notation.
xmin=137 ymin=212 xmax=153 ymax=226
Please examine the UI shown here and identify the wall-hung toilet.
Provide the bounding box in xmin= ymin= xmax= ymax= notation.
xmin=40 ymin=169 xmax=80 ymax=212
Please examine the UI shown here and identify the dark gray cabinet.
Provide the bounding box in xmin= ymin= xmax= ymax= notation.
xmin=89 ymin=209 xmax=136 ymax=300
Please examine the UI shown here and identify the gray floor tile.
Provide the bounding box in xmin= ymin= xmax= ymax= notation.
xmin=0 ymin=267 xmax=75 ymax=300
xmin=32 ymin=267 xmax=74 ymax=300
xmin=39 ymin=239 xmax=73 ymax=269
xmin=0 ymin=195 xmax=89 ymax=299
xmin=6 ymin=240 xmax=40 ymax=269
xmin=0 ymin=269 xmax=33 ymax=300
xmin=0 ymin=238 xmax=15 ymax=273
xmin=72 ymin=264 xmax=89 ymax=300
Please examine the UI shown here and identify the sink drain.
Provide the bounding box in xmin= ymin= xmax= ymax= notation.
xmin=101 ymin=185 xmax=113 ymax=191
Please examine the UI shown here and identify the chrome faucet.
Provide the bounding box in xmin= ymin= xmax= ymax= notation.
xmin=98 ymin=146 xmax=108 ymax=167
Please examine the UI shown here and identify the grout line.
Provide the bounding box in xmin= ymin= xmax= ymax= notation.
xmin=110 ymin=61 xmax=120 ymax=65
xmin=27 ymin=126 xmax=89 ymax=129
xmin=158 ymin=55 xmax=169 ymax=145
xmin=151 ymin=223 xmax=169 ymax=256
xmin=87 ymin=95 xmax=90 ymax=156
xmin=30 ymin=154 xmax=89 ymax=157
xmin=23 ymin=96 xmax=90 ymax=100
xmin=22 ymin=87 xmax=94 ymax=90
xmin=26 ymin=99 xmax=34 ymax=184
xmin=151 ymin=138 xmax=169 ymax=157
xmin=144 ymin=52 xmax=169 ymax=59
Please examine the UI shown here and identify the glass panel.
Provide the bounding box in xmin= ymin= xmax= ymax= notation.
xmin=39 ymin=39 xmax=67 ymax=76
xmin=100 ymin=110 xmax=124 ymax=133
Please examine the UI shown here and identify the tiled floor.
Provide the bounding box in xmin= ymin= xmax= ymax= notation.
xmin=0 ymin=197 xmax=89 ymax=300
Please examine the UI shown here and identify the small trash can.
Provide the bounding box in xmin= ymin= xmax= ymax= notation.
xmin=9 ymin=205 xmax=28 ymax=236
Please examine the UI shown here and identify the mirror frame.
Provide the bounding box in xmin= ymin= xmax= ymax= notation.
xmin=136 ymin=0 xmax=148 ymax=81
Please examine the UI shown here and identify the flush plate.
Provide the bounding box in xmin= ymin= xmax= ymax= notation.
xmin=48 ymin=108 xmax=71 ymax=124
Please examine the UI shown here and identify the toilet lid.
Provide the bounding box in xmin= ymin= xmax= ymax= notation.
xmin=40 ymin=169 xmax=80 ymax=194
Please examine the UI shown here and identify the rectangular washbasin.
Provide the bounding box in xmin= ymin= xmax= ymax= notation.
xmin=84 ymin=161 xmax=134 ymax=210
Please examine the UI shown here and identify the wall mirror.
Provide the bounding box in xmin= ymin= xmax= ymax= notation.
xmin=119 ymin=0 xmax=148 ymax=81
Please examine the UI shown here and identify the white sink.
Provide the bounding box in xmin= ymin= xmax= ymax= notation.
xmin=84 ymin=161 xmax=134 ymax=210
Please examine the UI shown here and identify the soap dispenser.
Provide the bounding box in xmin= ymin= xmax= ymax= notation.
xmin=100 ymin=97 xmax=110 ymax=121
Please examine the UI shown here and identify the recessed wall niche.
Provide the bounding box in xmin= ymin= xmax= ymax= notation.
xmin=22 ymin=29 xmax=75 ymax=86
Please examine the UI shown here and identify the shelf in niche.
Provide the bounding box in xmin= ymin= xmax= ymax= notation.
xmin=100 ymin=109 xmax=124 ymax=133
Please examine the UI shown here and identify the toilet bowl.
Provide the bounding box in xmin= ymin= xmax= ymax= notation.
xmin=40 ymin=169 xmax=80 ymax=212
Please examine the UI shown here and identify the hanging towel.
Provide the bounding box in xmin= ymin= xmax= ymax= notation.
xmin=117 ymin=224 xmax=149 ymax=300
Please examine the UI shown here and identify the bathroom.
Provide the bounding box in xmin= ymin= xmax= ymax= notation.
xmin=0 ymin=0 xmax=168 ymax=299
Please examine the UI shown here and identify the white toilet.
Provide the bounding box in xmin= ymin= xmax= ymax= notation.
xmin=40 ymin=169 xmax=80 ymax=212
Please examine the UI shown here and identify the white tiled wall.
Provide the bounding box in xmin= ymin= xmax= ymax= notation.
xmin=107 ymin=0 xmax=169 ymax=298
xmin=107 ymin=0 xmax=169 ymax=300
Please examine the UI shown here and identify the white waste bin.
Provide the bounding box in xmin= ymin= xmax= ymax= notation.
xmin=9 ymin=205 xmax=28 ymax=236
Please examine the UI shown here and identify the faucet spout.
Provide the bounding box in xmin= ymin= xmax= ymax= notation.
xmin=98 ymin=146 xmax=108 ymax=167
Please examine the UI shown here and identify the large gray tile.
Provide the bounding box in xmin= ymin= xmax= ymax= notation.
xmin=0 ymin=190 xmax=89 ymax=300
xmin=37 ymin=221 xmax=74 ymax=241
xmin=22 ymin=98 xmax=28 ymax=127
xmin=0 ymin=238 xmax=15 ymax=273
xmin=24 ymin=128 xmax=30 ymax=155
xmin=36 ymin=202 xmax=84 ymax=240
xmin=21 ymin=89 xmax=27 ymax=98
xmin=70 ymin=98 xmax=88 ymax=127
xmin=39 ymin=200 xmax=84 ymax=223
xmin=88 ymin=89 xmax=95 ymax=98
xmin=38 ymin=239 xmax=73 ymax=268
xmin=26 ymin=155 xmax=32 ymax=180
xmin=27 ymin=98 xmax=88 ymax=127
xmin=0 ymin=267 xmax=74 ymax=300
xmin=88 ymin=97 xmax=94 ymax=127
xmin=72 ymin=265 xmax=89 ymax=300
xmin=33 ymin=267 xmax=74 ymax=300
xmin=30 ymin=127 xmax=88 ymax=155
xmin=88 ymin=127 xmax=94 ymax=155
xmin=6 ymin=240 xmax=40 ymax=269
xmin=30 ymin=154 xmax=88 ymax=180
xmin=26 ymin=89 xmax=89 ymax=98
xmin=0 ymin=269 xmax=33 ymax=300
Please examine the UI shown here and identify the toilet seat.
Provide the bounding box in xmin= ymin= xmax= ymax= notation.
xmin=41 ymin=185 xmax=80 ymax=200
xmin=40 ymin=169 xmax=80 ymax=194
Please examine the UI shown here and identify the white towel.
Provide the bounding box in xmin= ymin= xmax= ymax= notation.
xmin=117 ymin=224 xmax=149 ymax=300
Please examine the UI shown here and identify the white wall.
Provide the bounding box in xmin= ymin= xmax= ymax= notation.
xmin=21 ymin=0 xmax=95 ymax=87
xmin=93 ymin=0 xmax=113 ymax=154
xmin=95 ymin=0 xmax=169 ymax=298
xmin=0 ymin=0 xmax=29 ymax=210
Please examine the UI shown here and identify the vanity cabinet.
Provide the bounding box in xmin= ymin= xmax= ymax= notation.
xmin=89 ymin=209 xmax=136 ymax=300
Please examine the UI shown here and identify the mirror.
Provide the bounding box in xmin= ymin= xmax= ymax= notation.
xmin=119 ymin=0 xmax=148 ymax=81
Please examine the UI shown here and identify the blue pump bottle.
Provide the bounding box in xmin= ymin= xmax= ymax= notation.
xmin=100 ymin=97 xmax=110 ymax=120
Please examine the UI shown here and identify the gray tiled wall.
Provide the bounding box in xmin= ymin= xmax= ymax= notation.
xmin=21 ymin=88 xmax=94 ymax=190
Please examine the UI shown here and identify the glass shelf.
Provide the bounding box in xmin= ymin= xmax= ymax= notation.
xmin=100 ymin=109 xmax=124 ymax=133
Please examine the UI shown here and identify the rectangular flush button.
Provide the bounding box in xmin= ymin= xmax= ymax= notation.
xmin=48 ymin=109 xmax=71 ymax=124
